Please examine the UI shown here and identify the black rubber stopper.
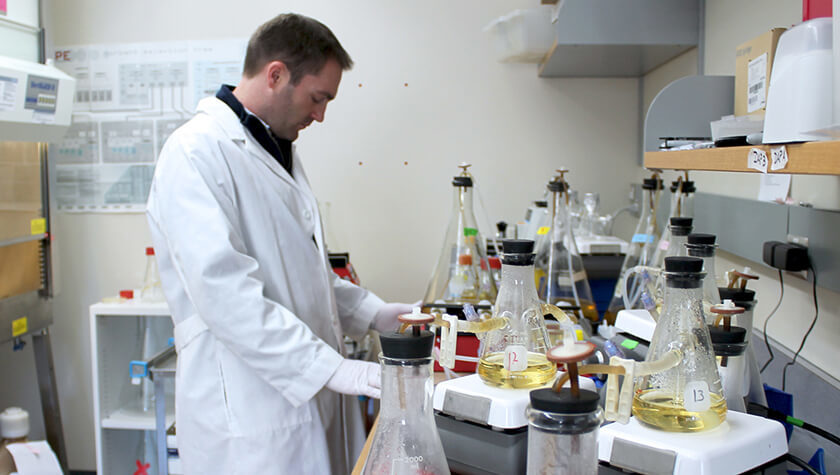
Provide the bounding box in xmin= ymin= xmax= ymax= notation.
xmin=547 ymin=180 xmax=569 ymax=192
xmin=534 ymin=200 xmax=548 ymax=208
xmin=684 ymin=181 xmax=696 ymax=193
xmin=452 ymin=176 xmax=473 ymax=187
xmin=670 ymin=217 xmax=693 ymax=227
xmin=687 ymin=233 xmax=716 ymax=245
xmin=718 ymin=288 xmax=756 ymax=310
xmin=530 ymin=388 xmax=600 ymax=414
xmin=664 ymin=256 xmax=703 ymax=273
xmin=643 ymin=177 xmax=664 ymax=190
xmin=502 ymin=239 xmax=534 ymax=255
xmin=379 ymin=331 xmax=435 ymax=360
xmin=708 ymin=326 xmax=748 ymax=357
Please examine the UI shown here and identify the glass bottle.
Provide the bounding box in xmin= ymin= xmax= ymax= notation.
xmin=364 ymin=322 xmax=450 ymax=475
xmin=478 ymin=239 xmax=556 ymax=389
xmin=604 ymin=174 xmax=664 ymax=324
xmin=526 ymin=389 xmax=602 ymax=475
xmin=685 ymin=233 xmax=721 ymax=324
xmin=423 ymin=164 xmax=496 ymax=305
xmin=633 ymin=257 xmax=726 ymax=432
xmin=535 ymin=172 xmax=598 ymax=324
xmin=140 ymin=247 xmax=165 ymax=302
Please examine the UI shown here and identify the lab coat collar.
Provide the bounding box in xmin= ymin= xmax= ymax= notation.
xmin=196 ymin=96 xmax=301 ymax=191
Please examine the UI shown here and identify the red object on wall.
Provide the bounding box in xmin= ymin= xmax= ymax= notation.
xmin=803 ymin=0 xmax=832 ymax=20
xmin=433 ymin=333 xmax=480 ymax=373
xmin=0 ymin=0 xmax=6 ymax=15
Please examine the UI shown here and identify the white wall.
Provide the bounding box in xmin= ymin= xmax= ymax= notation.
xmin=0 ymin=0 xmax=643 ymax=470
xmin=642 ymin=0 xmax=840 ymax=387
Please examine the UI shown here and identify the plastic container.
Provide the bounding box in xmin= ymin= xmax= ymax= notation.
xmin=484 ymin=6 xmax=555 ymax=63
xmin=526 ymin=389 xmax=602 ymax=474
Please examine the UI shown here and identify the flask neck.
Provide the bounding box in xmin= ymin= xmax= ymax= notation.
xmin=379 ymin=357 xmax=434 ymax=418
xmin=500 ymin=263 xmax=539 ymax=292
xmin=452 ymin=185 xmax=476 ymax=220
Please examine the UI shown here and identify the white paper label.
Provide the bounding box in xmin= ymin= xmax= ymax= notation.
xmin=747 ymin=52 xmax=768 ymax=113
xmin=758 ymin=173 xmax=791 ymax=202
xmin=684 ymin=381 xmax=712 ymax=412
xmin=770 ymin=145 xmax=789 ymax=171
xmin=747 ymin=148 xmax=768 ymax=173
xmin=504 ymin=345 xmax=527 ymax=372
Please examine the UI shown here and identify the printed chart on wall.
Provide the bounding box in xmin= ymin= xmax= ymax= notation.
xmin=50 ymin=39 xmax=246 ymax=212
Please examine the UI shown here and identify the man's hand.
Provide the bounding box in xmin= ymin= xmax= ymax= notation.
xmin=371 ymin=302 xmax=416 ymax=333
xmin=326 ymin=359 xmax=381 ymax=399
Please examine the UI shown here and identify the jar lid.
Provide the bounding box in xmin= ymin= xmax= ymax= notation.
xmin=452 ymin=176 xmax=473 ymax=187
xmin=502 ymin=239 xmax=534 ymax=255
xmin=664 ymin=256 xmax=703 ymax=273
xmin=379 ymin=331 xmax=434 ymax=360
xmin=0 ymin=407 xmax=29 ymax=439
xmin=687 ymin=233 xmax=716 ymax=245
xmin=529 ymin=388 xmax=600 ymax=414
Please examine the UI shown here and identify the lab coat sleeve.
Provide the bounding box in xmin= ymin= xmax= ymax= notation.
xmin=329 ymin=269 xmax=385 ymax=340
xmin=147 ymin=137 xmax=343 ymax=408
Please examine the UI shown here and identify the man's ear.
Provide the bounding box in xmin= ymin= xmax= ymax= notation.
xmin=266 ymin=61 xmax=291 ymax=89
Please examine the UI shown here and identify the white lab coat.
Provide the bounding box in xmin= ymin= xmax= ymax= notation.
xmin=146 ymin=96 xmax=384 ymax=474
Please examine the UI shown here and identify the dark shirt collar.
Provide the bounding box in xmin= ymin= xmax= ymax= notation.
xmin=216 ymin=85 xmax=293 ymax=176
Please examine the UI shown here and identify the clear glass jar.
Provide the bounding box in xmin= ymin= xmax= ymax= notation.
xmin=526 ymin=388 xmax=603 ymax=475
xmin=364 ymin=351 xmax=449 ymax=475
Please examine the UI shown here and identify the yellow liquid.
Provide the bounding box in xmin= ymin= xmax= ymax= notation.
xmin=477 ymin=352 xmax=556 ymax=389
xmin=552 ymin=298 xmax=600 ymax=323
xmin=632 ymin=389 xmax=727 ymax=432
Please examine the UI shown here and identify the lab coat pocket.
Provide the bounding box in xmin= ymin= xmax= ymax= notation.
xmin=217 ymin=345 xmax=313 ymax=436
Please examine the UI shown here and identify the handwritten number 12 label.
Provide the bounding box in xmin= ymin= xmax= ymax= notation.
xmin=683 ymin=381 xmax=711 ymax=412
xmin=504 ymin=345 xmax=527 ymax=372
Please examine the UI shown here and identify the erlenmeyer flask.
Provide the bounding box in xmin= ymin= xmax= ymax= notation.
xmin=653 ymin=217 xmax=693 ymax=302
xmin=604 ymin=173 xmax=664 ymax=324
xmin=364 ymin=318 xmax=450 ymax=475
xmin=633 ymin=257 xmax=726 ymax=432
xmin=685 ymin=233 xmax=721 ymax=324
xmin=423 ymin=164 xmax=497 ymax=305
xmin=478 ymin=239 xmax=556 ymax=389
xmin=535 ymin=172 xmax=598 ymax=324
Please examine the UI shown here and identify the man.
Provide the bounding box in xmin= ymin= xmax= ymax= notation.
xmin=146 ymin=14 xmax=411 ymax=474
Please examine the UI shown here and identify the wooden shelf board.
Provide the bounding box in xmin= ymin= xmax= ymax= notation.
xmin=644 ymin=141 xmax=840 ymax=175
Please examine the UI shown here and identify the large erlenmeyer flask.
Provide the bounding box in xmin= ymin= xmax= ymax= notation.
xmin=633 ymin=257 xmax=726 ymax=432
xmin=478 ymin=239 xmax=556 ymax=389
xmin=423 ymin=164 xmax=497 ymax=306
xmin=604 ymin=173 xmax=664 ymax=324
xmin=535 ymin=171 xmax=598 ymax=324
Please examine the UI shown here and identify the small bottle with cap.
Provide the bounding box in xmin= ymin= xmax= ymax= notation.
xmin=0 ymin=407 xmax=29 ymax=474
xmin=526 ymin=340 xmax=602 ymax=475
xmin=140 ymin=247 xmax=165 ymax=302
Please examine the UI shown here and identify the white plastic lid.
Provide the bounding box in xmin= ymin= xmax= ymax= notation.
xmin=0 ymin=407 xmax=29 ymax=439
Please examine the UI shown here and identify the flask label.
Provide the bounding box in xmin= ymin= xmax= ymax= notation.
xmin=463 ymin=227 xmax=478 ymax=236
xmin=683 ymin=381 xmax=711 ymax=412
xmin=504 ymin=345 xmax=527 ymax=372
xmin=537 ymin=226 xmax=550 ymax=235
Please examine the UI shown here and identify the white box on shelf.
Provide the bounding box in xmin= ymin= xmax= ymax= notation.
xmin=484 ymin=6 xmax=555 ymax=63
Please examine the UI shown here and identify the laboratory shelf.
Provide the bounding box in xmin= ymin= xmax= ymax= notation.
xmin=101 ymin=404 xmax=175 ymax=431
xmin=90 ymin=300 xmax=171 ymax=316
xmin=644 ymin=140 xmax=840 ymax=175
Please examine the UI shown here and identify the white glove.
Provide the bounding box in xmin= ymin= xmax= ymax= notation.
xmin=326 ymin=359 xmax=381 ymax=399
xmin=371 ymin=302 xmax=416 ymax=333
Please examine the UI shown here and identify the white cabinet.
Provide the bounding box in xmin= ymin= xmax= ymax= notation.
xmin=90 ymin=301 xmax=175 ymax=474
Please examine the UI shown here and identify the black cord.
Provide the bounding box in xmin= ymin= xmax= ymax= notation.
xmin=749 ymin=402 xmax=840 ymax=449
xmin=760 ymin=269 xmax=785 ymax=373
xmin=785 ymin=453 xmax=820 ymax=475
xmin=801 ymin=420 xmax=840 ymax=448
xmin=782 ymin=263 xmax=819 ymax=391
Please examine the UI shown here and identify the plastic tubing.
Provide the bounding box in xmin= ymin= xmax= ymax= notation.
xmin=622 ymin=265 xmax=660 ymax=310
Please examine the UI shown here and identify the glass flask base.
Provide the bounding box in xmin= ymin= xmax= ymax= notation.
xmin=477 ymin=352 xmax=556 ymax=389
xmin=632 ymin=390 xmax=726 ymax=432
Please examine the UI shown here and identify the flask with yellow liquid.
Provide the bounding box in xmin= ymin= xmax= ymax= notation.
xmin=633 ymin=256 xmax=727 ymax=432
xmin=478 ymin=239 xmax=556 ymax=389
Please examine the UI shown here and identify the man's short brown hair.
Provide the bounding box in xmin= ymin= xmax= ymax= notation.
xmin=243 ymin=13 xmax=353 ymax=84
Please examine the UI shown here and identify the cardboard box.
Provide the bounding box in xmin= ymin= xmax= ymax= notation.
xmin=735 ymin=28 xmax=786 ymax=117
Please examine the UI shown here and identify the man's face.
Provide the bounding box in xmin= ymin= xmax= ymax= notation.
xmin=268 ymin=58 xmax=342 ymax=141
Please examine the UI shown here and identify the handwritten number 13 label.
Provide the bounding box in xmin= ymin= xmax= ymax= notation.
xmin=683 ymin=381 xmax=711 ymax=412
xmin=504 ymin=345 xmax=527 ymax=372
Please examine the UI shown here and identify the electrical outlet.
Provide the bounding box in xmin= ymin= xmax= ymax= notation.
xmin=787 ymin=234 xmax=809 ymax=248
